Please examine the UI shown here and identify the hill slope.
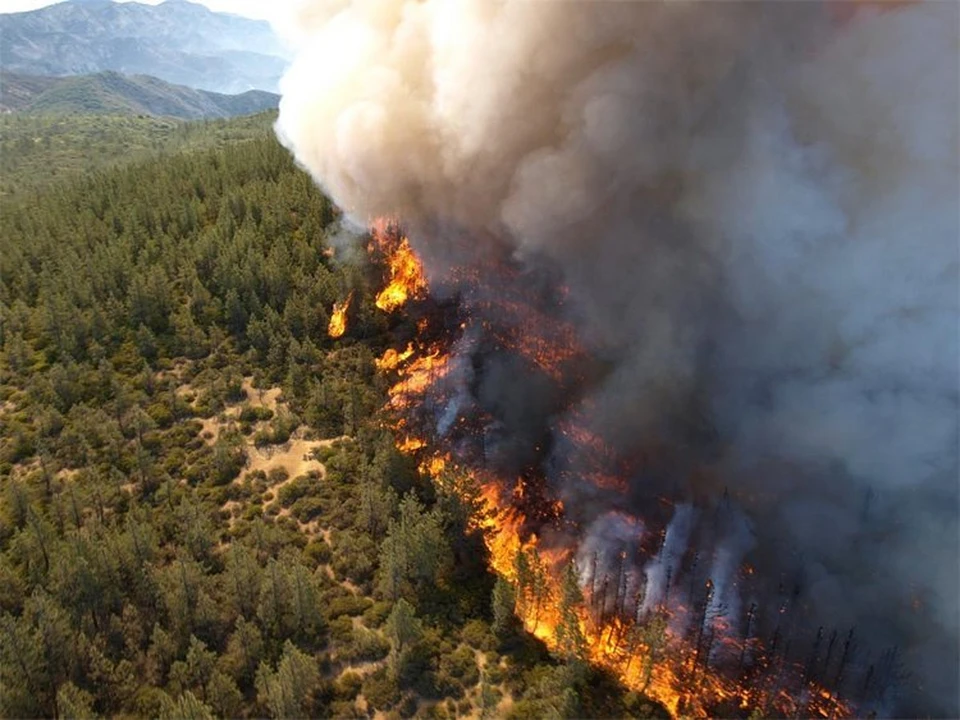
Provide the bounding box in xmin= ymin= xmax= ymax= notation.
xmin=0 ymin=0 xmax=287 ymax=93
xmin=0 ymin=111 xmax=276 ymax=198
xmin=1 ymin=70 xmax=279 ymax=118
xmin=0 ymin=115 xmax=669 ymax=720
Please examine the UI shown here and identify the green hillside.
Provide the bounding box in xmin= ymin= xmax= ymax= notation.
xmin=0 ymin=111 xmax=275 ymax=198
xmin=0 ymin=72 xmax=60 ymax=110
xmin=1 ymin=71 xmax=279 ymax=118
xmin=0 ymin=115 xmax=667 ymax=719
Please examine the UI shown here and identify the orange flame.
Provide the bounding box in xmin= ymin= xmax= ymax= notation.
xmin=370 ymin=220 xmax=427 ymax=312
xmin=397 ymin=436 xmax=426 ymax=453
xmin=327 ymin=292 xmax=352 ymax=338
xmin=376 ymin=343 xmax=416 ymax=371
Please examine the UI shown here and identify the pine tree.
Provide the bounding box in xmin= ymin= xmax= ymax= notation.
xmin=491 ymin=575 xmax=517 ymax=639
xmin=385 ymin=598 xmax=423 ymax=656
xmin=556 ymin=562 xmax=586 ymax=662
xmin=254 ymin=641 xmax=321 ymax=719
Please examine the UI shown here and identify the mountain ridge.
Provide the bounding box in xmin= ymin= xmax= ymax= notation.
xmin=0 ymin=0 xmax=287 ymax=94
xmin=0 ymin=69 xmax=279 ymax=118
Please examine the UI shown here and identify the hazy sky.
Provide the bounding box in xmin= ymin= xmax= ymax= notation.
xmin=0 ymin=0 xmax=283 ymax=21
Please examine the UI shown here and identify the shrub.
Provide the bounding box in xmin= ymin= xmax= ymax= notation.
xmin=440 ymin=646 xmax=479 ymax=688
xmin=291 ymin=496 xmax=324 ymax=522
xmin=276 ymin=474 xmax=317 ymax=506
xmin=326 ymin=594 xmax=373 ymax=620
xmin=303 ymin=539 xmax=332 ymax=567
xmin=344 ymin=626 xmax=390 ymax=663
xmin=334 ymin=671 xmax=363 ymax=701
xmin=460 ymin=620 xmax=495 ymax=651
xmin=329 ymin=616 xmax=354 ymax=646
xmin=239 ymin=405 xmax=273 ymax=422
xmin=146 ymin=401 xmax=174 ymax=428
xmin=484 ymin=662 xmax=503 ymax=685
xmin=362 ymin=601 xmax=393 ymax=629
xmin=361 ymin=669 xmax=400 ymax=711
xmin=267 ymin=466 xmax=290 ymax=486
xmin=398 ymin=693 xmax=418 ymax=718
xmin=328 ymin=700 xmax=362 ymax=718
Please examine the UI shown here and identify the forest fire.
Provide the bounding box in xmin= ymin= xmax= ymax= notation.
xmin=367 ymin=221 xmax=862 ymax=719
xmin=369 ymin=220 xmax=427 ymax=312
xmin=279 ymin=1 xmax=958 ymax=714
xmin=327 ymin=292 xmax=352 ymax=338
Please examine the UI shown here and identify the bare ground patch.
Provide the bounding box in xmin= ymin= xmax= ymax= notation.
xmin=245 ymin=433 xmax=328 ymax=481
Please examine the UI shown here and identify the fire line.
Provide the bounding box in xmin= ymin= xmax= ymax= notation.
xmin=366 ymin=218 xmax=853 ymax=719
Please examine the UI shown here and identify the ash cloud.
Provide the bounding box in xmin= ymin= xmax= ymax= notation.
xmin=275 ymin=1 xmax=959 ymax=714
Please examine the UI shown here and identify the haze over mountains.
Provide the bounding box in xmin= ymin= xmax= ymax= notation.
xmin=0 ymin=0 xmax=288 ymax=94
xmin=1 ymin=70 xmax=279 ymax=118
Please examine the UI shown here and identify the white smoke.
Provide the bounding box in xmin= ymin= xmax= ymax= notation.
xmin=576 ymin=511 xmax=645 ymax=617
xmin=640 ymin=504 xmax=697 ymax=618
xmin=275 ymin=1 xmax=959 ymax=714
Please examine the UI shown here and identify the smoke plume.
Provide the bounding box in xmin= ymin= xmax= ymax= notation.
xmin=275 ymin=1 xmax=959 ymax=715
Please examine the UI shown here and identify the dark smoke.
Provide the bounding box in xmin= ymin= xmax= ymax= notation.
xmin=275 ymin=1 xmax=959 ymax=715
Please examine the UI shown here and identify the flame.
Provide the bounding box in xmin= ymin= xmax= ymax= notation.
xmin=397 ymin=436 xmax=426 ymax=453
xmin=385 ymin=347 xmax=450 ymax=410
xmin=376 ymin=343 xmax=416 ymax=371
xmin=327 ymin=291 xmax=352 ymax=338
xmin=370 ymin=219 xmax=427 ymax=312
xmin=368 ymin=220 xmax=852 ymax=719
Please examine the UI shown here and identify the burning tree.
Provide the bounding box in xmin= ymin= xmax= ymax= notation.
xmin=354 ymin=217 xmax=897 ymax=719
xmin=277 ymin=1 xmax=958 ymax=714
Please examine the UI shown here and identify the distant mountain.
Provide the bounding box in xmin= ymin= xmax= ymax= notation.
xmin=1 ymin=70 xmax=279 ymax=119
xmin=0 ymin=0 xmax=288 ymax=94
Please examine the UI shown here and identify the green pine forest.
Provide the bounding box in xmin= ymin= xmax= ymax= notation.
xmin=0 ymin=111 xmax=669 ymax=719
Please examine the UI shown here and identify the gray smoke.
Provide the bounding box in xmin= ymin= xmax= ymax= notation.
xmin=275 ymin=1 xmax=959 ymax=714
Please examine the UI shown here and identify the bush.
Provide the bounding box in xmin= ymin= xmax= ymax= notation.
xmin=276 ymin=474 xmax=317 ymax=506
xmin=239 ymin=405 xmax=274 ymax=423
xmin=315 ymin=445 xmax=337 ymax=463
xmin=398 ymin=693 xmax=418 ymax=718
xmin=334 ymin=671 xmax=363 ymax=701
xmin=267 ymin=411 xmax=299 ymax=445
xmin=147 ymin=401 xmax=174 ymax=428
xmin=303 ymin=539 xmax=332 ymax=567
xmin=484 ymin=662 xmax=503 ymax=685
xmin=330 ymin=531 xmax=376 ymax=587
xmin=460 ymin=620 xmax=495 ymax=651
xmin=441 ymin=646 xmax=479 ymax=687
xmin=328 ymin=700 xmax=363 ymax=718
xmin=326 ymin=594 xmax=373 ymax=620
xmin=267 ymin=466 xmax=290 ymax=486
xmin=291 ymin=496 xmax=324 ymax=522
xmin=362 ymin=601 xmax=393 ymax=629
xmin=343 ymin=626 xmax=390 ymax=663
xmin=361 ymin=669 xmax=400 ymax=711
xmin=329 ymin=616 xmax=354 ymax=646
xmin=225 ymin=377 xmax=246 ymax=403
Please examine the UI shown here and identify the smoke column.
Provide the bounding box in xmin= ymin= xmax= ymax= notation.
xmin=275 ymin=1 xmax=959 ymax=715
